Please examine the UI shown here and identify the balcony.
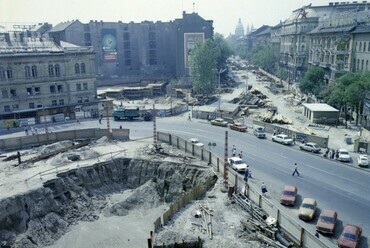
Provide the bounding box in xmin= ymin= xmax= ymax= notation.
xmin=335 ymin=50 xmax=349 ymax=55
xmin=319 ymin=62 xmax=331 ymax=68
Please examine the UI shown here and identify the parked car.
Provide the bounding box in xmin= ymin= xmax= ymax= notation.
xmin=188 ymin=138 xmax=204 ymax=148
xmin=253 ymin=126 xmax=266 ymax=138
xmin=298 ymin=198 xmax=317 ymax=221
xmin=338 ymin=224 xmax=362 ymax=248
xmin=227 ymin=157 xmax=248 ymax=173
xmin=280 ymin=185 xmax=298 ymax=206
xmin=272 ymin=134 xmax=293 ymax=145
xmin=211 ymin=118 xmax=228 ymax=127
xmin=357 ymin=154 xmax=368 ymax=167
xmin=315 ymin=209 xmax=337 ymax=235
xmin=338 ymin=149 xmax=351 ymax=162
xmin=299 ymin=142 xmax=321 ymax=153
xmin=229 ymin=122 xmax=247 ymax=132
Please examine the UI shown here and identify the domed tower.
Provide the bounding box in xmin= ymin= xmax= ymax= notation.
xmin=235 ymin=18 xmax=245 ymax=37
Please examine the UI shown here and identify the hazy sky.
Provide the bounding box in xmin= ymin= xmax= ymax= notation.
xmin=1 ymin=0 xmax=332 ymax=35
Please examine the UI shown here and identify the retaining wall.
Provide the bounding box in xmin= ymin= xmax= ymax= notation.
xmin=0 ymin=128 xmax=130 ymax=151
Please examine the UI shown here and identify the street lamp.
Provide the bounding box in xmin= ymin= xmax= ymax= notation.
xmin=218 ymin=68 xmax=227 ymax=112
xmin=245 ymin=72 xmax=249 ymax=94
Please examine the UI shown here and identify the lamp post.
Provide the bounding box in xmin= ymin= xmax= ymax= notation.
xmin=218 ymin=68 xmax=227 ymax=112
xmin=245 ymin=72 xmax=249 ymax=94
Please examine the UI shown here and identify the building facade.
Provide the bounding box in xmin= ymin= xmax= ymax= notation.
xmin=0 ymin=31 xmax=97 ymax=127
xmin=48 ymin=12 xmax=213 ymax=81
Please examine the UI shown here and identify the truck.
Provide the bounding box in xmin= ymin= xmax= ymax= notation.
xmin=112 ymin=107 xmax=140 ymax=121
xmin=112 ymin=107 xmax=152 ymax=121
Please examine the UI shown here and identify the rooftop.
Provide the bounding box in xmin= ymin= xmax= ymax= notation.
xmin=302 ymin=103 xmax=339 ymax=112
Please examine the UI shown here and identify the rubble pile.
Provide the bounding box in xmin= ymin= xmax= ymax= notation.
xmin=230 ymin=89 xmax=269 ymax=108
xmin=255 ymin=112 xmax=292 ymax=124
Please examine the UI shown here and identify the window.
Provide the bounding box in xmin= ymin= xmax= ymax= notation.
xmin=12 ymin=104 xmax=19 ymax=110
xmin=55 ymin=64 xmax=60 ymax=77
xmin=125 ymin=59 xmax=131 ymax=66
xmin=51 ymin=100 xmax=57 ymax=106
xmin=76 ymin=83 xmax=81 ymax=91
xmin=80 ymin=63 xmax=86 ymax=73
xmin=364 ymin=42 xmax=367 ymax=52
xmin=50 ymin=85 xmax=56 ymax=93
xmin=48 ymin=65 xmax=54 ymax=77
xmin=124 ymin=51 xmax=131 ymax=58
xmin=124 ymin=42 xmax=130 ymax=49
xmin=59 ymin=99 xmax=64 ymax=105
xmin=368 ymin=42 xmax=370 ymax=52
xmin=31 ymin=65 xmax=37 ymax=78
xmin=83 ymin=82 xmax=88 ymax=90
xmin=357 ymin=59 xmax=360 ymax=70
xmin=34 ymin=87 xmax=40 ymax=95
xmin=2 ymin=90 xmax=8 ymax=98
xmin=359 ymin=42 xmax=362 ymax=52
xmin=4 ymin=105 xmax=10 ymax=112
xmin=29 ymin=103 xmax=35 ymax=108
xmin=84 ymin=96 xmax=89 ymax=102
xmin=10 ymin=89 xmax=16 ymax=97
xmin=75 ymin=63 xmax=80 ymax=74
xmin=0 ymin=67 xmax=5 ymax=80
xmin=77 ymin=97 xmax=83 ymax=103
xmin=36 ymin=103 xmax=43 ymax=108
xmin=27 ymin=88 xmax=33 ymax=95
xmin=367 ymin=60 xmax=369 ymax=71
xmin=6 ymin=67 xmax=12 ymax=79
xmin=25 ymin=66 xmax=31 ymax=78
xmin=57 ymin=85 xmax=63 ymax=93
xmin=362 ymin=59 xmax=364 ymax=70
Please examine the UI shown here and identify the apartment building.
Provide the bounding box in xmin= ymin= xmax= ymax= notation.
xmin=0 ymin=31 xmax=97 ymax=127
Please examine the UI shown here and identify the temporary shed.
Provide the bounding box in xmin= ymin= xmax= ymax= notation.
xmin=302 ymin=103 xmax=339 ymax=124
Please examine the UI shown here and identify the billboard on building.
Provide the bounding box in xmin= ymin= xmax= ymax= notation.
xmin=101 ymin=29 xmax=117 ymax=63
xmin=184 ymin=33 xmax=205 ymax=68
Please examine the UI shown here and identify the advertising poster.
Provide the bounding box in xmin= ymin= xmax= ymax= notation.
xmin=184 ymin=33 xmax=204 ymax=68
xmin=101 ymin=29 xmax=117 ymax=63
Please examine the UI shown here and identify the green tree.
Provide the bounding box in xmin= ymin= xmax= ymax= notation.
xmin=213 ymin=33 xmax=233 ymax=72
xmin=190 ymin=40 xmax=217 ymax=95
xmin=249 ymin=44 xmax=277 ymax=73
xmin=326 ymin=72 xmax=370 ymax=126
xmin=299 ymin=66 xmax=325 ymax=95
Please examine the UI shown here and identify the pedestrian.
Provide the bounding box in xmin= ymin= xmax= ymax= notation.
xmin=238 ymin=151 xmax=243 ymax=159
xmin=24 ymin=127 xmax=29 ymax=136
xmin=293 ymin=135 xmax=296 ymax=144
xmin=99 ymin=118 xmax=102 ymax=124
xmin=331 ymin=149 xmax=335 ymax=159
xmin=335 ymin=149 xmax=339 ymax=159
xmin=261 ymin=182 xmax=268 ymax=196
xmin=292 ymin=163 xmax=300 ymax=176
xmin=119 ymin=125 xmax=122 ymax=129
xmin=232 ymin=145 xmax=236 ymax=156
xmin=34 ymin=128 xmax=38 ymax=135
xmin=6 ymin=123 xmax=9 ymax=130
xmin=244 ymin=165 xmax=249 ymax=182
xmin=188 ymin=113 xmax=191 ymax=121
xmin=324 ymin=148 xmax=329 ymax=158
xmin=76 ymin=118 xmax=80 ymax=124
xmin=273 ymin=129 xmax=277 ymax=136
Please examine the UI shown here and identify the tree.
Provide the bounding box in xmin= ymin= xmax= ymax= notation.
xmin=249 ymin=44 xmax=277 ymax=73
xmin=190 ymin=35 xmax=231 ymax=95
xmin=213 ymin=33 xmax=233 ymax=72
xmin=326 ymin=71 xmax=370 ymax=126
xmin=190 ymin=40 xmax=217 ymax=95
xmin=299 ymin=66 xmax=325 ymax=95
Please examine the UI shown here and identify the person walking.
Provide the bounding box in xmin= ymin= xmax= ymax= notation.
xmin=331 ymin=149 xmax=335 ymax=159
xmin=244 ymin=165 xmax=249 ymax=182
xmin=292 ymin=163 xmax=300 ymax=176
xmin=293 ymin=135 xmax=296 ymax=144
xmin=232 ymin=145 xmax=236 ymax=157
xmin=261 ymin=182 xmax=268 ymax=196
xmin=188 ymin=113 xmax=191 ymax=121
xmin=238 ymin=151 xmax=243 ymax=159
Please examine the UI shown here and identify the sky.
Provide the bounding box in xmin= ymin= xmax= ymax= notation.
xmin=1 ymin=0 xmax=332 ymax=36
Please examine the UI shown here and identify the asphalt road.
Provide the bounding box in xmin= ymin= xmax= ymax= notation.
xmin=1 ymin=117 xmax=369 ymax=247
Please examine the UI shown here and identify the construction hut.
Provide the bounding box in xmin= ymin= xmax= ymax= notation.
xmin=302 ymin=103 xmax=339 ymax=124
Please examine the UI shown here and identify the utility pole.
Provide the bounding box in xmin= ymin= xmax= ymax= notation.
xmin=153 ymin=104 xmax=157 ymax=148
xmin=224 ymin=131 xmax=228 ymax=188
xmin=106 ymin=102 xmax=112 ymax=141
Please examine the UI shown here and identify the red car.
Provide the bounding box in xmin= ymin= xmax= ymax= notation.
xmin=280 ymin=185 xmax=297 ymax=206
xmin=229 ymin=122 xmax=247 ymax=132
xmin=338 ymin=224 xmax=362 ymax=248
xmin=315 ymin=209 xmax=337 ymax=235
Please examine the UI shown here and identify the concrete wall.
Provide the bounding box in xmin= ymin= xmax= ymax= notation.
xmin=0 ymin=128 xmax=129 ymax=151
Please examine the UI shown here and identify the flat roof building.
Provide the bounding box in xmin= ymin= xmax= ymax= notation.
xmin=302 ymin=103 xmax=339 ymax=124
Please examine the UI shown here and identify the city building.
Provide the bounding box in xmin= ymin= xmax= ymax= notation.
xmin=48 ymin=11 xmax=213 ymax=81
xmin=0 ymin=30 xmax=98 ymax=127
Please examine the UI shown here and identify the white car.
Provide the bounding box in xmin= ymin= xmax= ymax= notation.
xmin=272 ymin=134 xmax=293 ymax=145
xmin=338 ymin=149 xmax=351 ymax=162
xmin=299 ymin=142 xmax=321 ymax=153
xmin=227 ymin=157 xmax=248 ymax=173
xmin=357 ymin=154 xmax=369 ymax=167
xmin=188 ymin=138 xmax=204 ymax=148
